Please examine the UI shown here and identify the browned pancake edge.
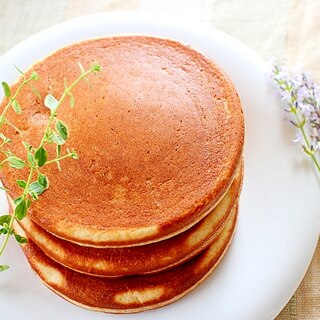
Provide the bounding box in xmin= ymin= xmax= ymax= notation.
xmin=18 ymin=205 xmax=238 ymax=314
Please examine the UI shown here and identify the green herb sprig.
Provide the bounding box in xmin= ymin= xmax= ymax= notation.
xmin=0 ymin=63 xmax=101 ymax=271
xmin=0 ymin=69 xmax=39 ymax=133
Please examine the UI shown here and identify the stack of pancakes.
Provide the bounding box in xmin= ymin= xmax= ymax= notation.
xmin=0 ymin=36 xmax=244 ymax=313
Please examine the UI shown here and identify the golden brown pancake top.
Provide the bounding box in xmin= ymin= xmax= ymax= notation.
xmin=0 ymin=36 xmax=244 ymax=246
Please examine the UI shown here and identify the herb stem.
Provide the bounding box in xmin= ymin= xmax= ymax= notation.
xmin=23 ymin=167 xmax=35 ymax=197
xmin=0 ymin=212 xmax=15 ymax=256
xmin=4 ymin=120 xmax=21 ymax=133
xmin=0 ymin=63 xmax=100 ymax=270
xmin=45 ymin=153 xmax=73 ymax=165
xmin=293 ymin=111 xmax=320 ymax=172
xmin=0 ymin=75 xmax=35 ymax=127
xmin=38 ymin=67 xmax=95 ymax=149
xmin=310 ymin=154 xmax=320 ymax=172
xmin=0 ymin=164 xmax=35 ymax=256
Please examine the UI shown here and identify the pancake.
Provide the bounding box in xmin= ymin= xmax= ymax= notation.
xmin=18 ymin=206 xmax=238 ymax=313
xmin=0 ymin=36 xmax=244 ymax=247
xmin=12 ymin=163 xmax=242 ymax=277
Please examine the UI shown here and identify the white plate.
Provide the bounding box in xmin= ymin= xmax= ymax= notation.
xmin=0 ymin=12 xmax=319 ymax=320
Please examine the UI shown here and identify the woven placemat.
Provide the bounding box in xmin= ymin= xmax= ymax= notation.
xmin=277 ymin=240 xmax=320 ymax=319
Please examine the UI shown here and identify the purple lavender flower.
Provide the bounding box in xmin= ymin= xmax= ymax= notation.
xmin=269 ymin=64 xmax=320 ymax=172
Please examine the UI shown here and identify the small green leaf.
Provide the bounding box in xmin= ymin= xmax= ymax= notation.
xmin=0 ymin=115 xmax=6 ymax=125
xmin=28 ymin=181 xmax=44 ymax=196
xmin=0 ymin=265 xmax=9 ymax=272
xmin=37 ymin=173 xmax=49 ymax=189
xmin=56 ymin=120 xmax=68 ymax=140
xmin=11 ymin=99 xmax=22 ymax=113
xmin=1 ymin=81 xmax=11 ymax=97
xmin=303 ymin=145 xmax=315 ymax=156
xmin=29 ymin=191 xmax=38 ymax=201
xmin=14 ymin=64 xmax=25 ymax=76
xmin=15 ymin=199 xmax=27 ymax=220
xmin=22 ymin=141 xmax=31 ymax=150
xmin=0 ymin=215 xmax=11 ymax=226
xmin=2 ymin=222 xmax=9 ymax=230
xmin=44 ymin=133 xmax=51 ymax=144
xmin=69 ymin=92 xmax=75 ymax=108
xmin=31 ymin=71 xmax=39 ymax=80
xmin=6 ymin=156 xmax=25 ymax=169
xmin=91 ymin=63 xmax=101 ymax=72
xmin=14 ymin=196 xmax=23 ymax=205
xmin=78 ymin=62 xmax=85 ymax=74
xmin=35 ymin=146 xmax=47 ymax=167
xmin=51 ymin=132 xmax=65 ymax=145
xmin=0 ymin=133 xmax=11 ymax=144
xmin=44 ymin=94 xmax=59 ymax=111
xmin=56 ymin=144 xmax=61 ymax=157
xmin=0 ymin=227 xmax=8 ymax=234
xmin=14 ymin=233 xmax=28 ymax=244
xmin=43 ymin=127 xmax=54 ymax=144
xmin=70 ymin=151 xmax=79 ymax=160
xmin=16 ymin=179 xmax=27 ymax=188
xmin=66 ymin=148 xmax=79 ymax=160
xmin=27 ymin=151 xmax=36 ymax=167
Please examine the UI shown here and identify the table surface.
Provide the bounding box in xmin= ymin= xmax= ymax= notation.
xmin=0 ymin=1 xmax=319 ymax=319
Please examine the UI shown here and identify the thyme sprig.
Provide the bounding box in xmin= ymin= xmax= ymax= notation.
xmin=0 ymin=63 xmax=101 ymax=271
xmin=1 ymin=70 xmax=39 ymax=133
xmin=269 ymin=64 xmax=320 ymax=173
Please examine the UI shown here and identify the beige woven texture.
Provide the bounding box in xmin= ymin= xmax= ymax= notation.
xmin=0 ymin=0 xmax=319 ymax=319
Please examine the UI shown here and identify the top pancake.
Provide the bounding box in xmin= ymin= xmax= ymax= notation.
xmin=0 ymin=36 xmax=244 ymax=247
